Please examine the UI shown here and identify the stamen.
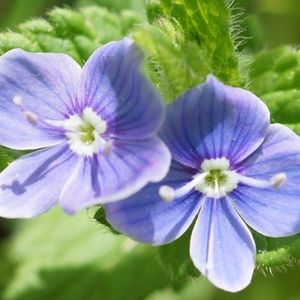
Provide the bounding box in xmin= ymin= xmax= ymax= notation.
xmin=238 ymin=172 xmax=287 ymax=189
xmin=271 ymin=172 xmax=286 ymax=188
xmin=24 ymin=111 xmax=38 ymax=124
xmin=159 ymin=186 xmax=175 ymax=202
xmin=158 ymin=156 xmax=287 ymax=203
xmin=159 ymin=173 xmax=207 ymax=202
xmin=12 ymin=96 xmax=41 ymax=126
xmin=13 ymin=96 xmax=23 ymax=106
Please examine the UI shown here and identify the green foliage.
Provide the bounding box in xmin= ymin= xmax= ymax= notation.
xmin=246 ymin=46 xmax=300 ymax=271
xmin=0 ymin=6 xmax=141 ymax=64
xmin=0 ymin=0 xmax=75 ymax=29
xmin=148 ymin=0 xmax=239 ymax=82
xmin=256 ymin=234 xmax=300 ymax=270
xmin=77 ymin=0 xmax=145 ymax=13
xmin=158 ymin=229 xmax=199 ymax=289
xmin=249 ymin=46 xmax=300 ymax=124
xmin=155 ymin=226 xmax=300 ymax=282
xmin=0 ymin=148 xmax=28 ymax=171
xmin=133 ymin=0 xmax=239 ymax=102
xmin=3 ymin=209 xmax=170 ymax=300
xmin=1 ymin=0 xmax=300 ymax=295
xmin=94 ymin=207 xmax=120 ymax=235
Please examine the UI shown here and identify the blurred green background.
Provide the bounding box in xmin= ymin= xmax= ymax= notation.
xmin=0 ymin=0 xmax=300 ymax=300
xmin=1 ymin=0 xmax=300 ymax=49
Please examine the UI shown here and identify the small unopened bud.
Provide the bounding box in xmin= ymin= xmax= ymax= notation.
xmin=271 ymin=173 xmax=286 ymax=188
xmin=159 ymin=185 xmax=175 ymax=202
xmin=13 ymin=96 xmax=23 ymax=106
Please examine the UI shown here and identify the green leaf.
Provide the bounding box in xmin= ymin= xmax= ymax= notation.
xmin=0 ymin=6 xmax=141 ymax=65
xmin=93 ymin=207 xmax=120 ymax=235
xmin=77 ymin=0 xmax=145 ymax=14
xmin=255 ymin=234 xmax=300 ymax=270
xmin=4 ymin=209 xmax=170 ymax=300
xmin=249 ymin=46 xmax=300 ymax=124
xmin=93 ymin=207 xmax=199 ymax=287
xmin=133 ymin=0 xmax=240 ymax=102
xmin=261 ymin=90 xmax=300 ymax=124
xmin=150 ymin=0 xmax=239 ymax=82
xmin=158 ymin=229 xmax=199 ymax=289
xmin=0 ymin=147 xmax=28 ymax=171
xmin=0 ymin=2 xmax=239 ymax=104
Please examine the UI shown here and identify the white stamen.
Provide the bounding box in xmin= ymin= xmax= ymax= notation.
xmin=12 ymin=95 xmax=23 ymax=106
xmin=12 ymin=97 xmax=111 ymax=157
xmin=13 ymin=96 xmax=41 ymax=125
xmin=238 ymin=172 xmax=287 ymax=189
xmin=159 ymin=186 xmax=175 ymax=202
xmin=237 ymin=175 xmax=270 ymax=188
xmin=175 ymin=173 xmax=207 ymax=198
xmin=159 ymin=173 xmax=207 ymax=202
xmin=158 ymin=157 xmax=287 ymax=202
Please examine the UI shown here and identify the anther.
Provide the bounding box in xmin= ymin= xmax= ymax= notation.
xmin=24 ymin=111 xmax=38 ymax=124
xmin=12 ymin=96 xmax=23 ymax=106
xmin=159 ymin=186 xmax=175 ymax=202
xmin=271 ymin=173 xmax=286 ymax=188
xmin=12 ymin=96 xmax=39 ymax=125
xmin=159 ymin=173 xmax=207 ymax=202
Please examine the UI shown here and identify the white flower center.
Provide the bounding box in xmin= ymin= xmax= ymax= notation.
xmin=159 ymin=157 xmax=286 ymax=202
xmin=63 ymin=107 xmax=110 ymax=156
xmin=12 ymin=97 xmax=111 ymax=157
xmin=194 ymin=157 xmax=239 ymax=198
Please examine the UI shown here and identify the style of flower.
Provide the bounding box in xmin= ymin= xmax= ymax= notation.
xmin=104 ymin=75 xmax=300 ymax=292
xmin=0 ymin=38 xmax=170 ymax=218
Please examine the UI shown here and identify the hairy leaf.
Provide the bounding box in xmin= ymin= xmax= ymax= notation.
xmin=249 ymin=46 xmax=300 ymax=124
xmin=0 ymin=6 xmax=141 ymax=64
xmin=133 ymin=0 xmax=240 ymax=102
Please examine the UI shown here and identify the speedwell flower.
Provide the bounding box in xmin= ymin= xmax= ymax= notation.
xmin=0 ymin=38 xmax=170 ymax=217
xmin=104 ymin=75 xmax=300 ymax=292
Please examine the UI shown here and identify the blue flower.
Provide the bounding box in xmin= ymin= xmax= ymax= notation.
xmin=0 ymin=38 xmax=171 ymax=217
xmin=104 ymin=75 xmax=300 ymax=292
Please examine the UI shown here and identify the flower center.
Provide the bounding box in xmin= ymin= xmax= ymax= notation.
xmin=78 ymin=123 xmax=96 ymax=144
xmin=204 ymin=170 xmax=227 ymax=186
xmin=194 ymin=158 xmax=239 ymax=198
xmin=12 ymin=97 xmax=111 ymax=156
xmin=159 ymin=157 xmax=286 ymax=202
xmin=63 ymin=107 xmax=111 ymax=156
